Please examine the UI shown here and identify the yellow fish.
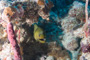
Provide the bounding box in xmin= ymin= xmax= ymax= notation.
xmin=34 ymin=24 xmax=45 ymax=43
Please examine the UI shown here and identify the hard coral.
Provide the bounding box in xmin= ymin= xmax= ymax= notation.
xmin=46 ymin=56 xmax=55 ymax=60
xmin=2 ymin=3 xmax=24 ymax=21
xmin=0 ymin=1 xmax=11 ymax=18
xmin=14 ymin=4 xmax=24 ymax=18
xmin=61 ymin=18 xmax=81 ymax=60
xmin=69 ymin=1 xmax=86 ymax=22
xmin=48 ymin=42 xmax=70 ymax=60
xmin=0 ymin=43 xmax=13 ymax=60
xmin=62 ymin=32 xmax=78 ymax=51
xmin=73 ymin=27 xmax=84 ymax=38
xmin=37 ymin=0 xmax=54 ymax=8
xmin=81 ymin=43 xmax=90 ymax=53
xmin=37 ymin=0 xmax=54 ymax=20
xmin=37 ymin=0 xmax=45 ymax=6
xmin=61 ymin=16 xmax=78 ymax=33
xmin=80 ymin=37 xmax=90 ymax=60
xmin=2 ymin=7 xmax=15 ymax=21
xmin=23 ymin=2 xmax=39 ymax=25
xmin=1 ymin=6 xmax=17 ymax=22
xmin=0 ymin=1 xmax=11 ymax=10
xmin=38 ymin=8 xmax=49 ymax=20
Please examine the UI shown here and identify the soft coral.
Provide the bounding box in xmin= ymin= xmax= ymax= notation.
xmin=7 ymin=23 xmax=22 ymax=60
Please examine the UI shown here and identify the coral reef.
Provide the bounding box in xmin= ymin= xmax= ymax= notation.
xmin=0 ymin=43 xmax=13 ymax=60
xmin=38 ymin=0 xmax=54 ymax=20
xmin=1 ymin=5 xmax=24 ymax=21
xmin=62 ymin=32 xmax=78 ymax=51
xmin=38 ymin=55 xmax=55 ymax=60
xmin=61 ymin=32 xmax=80 ymax=60
xmin=61 ymin=1 xmax=86 ymax=60
xmin=0 ymin=1 xmax=11 ymax=10
xmin=47 ymin=42 xmax=71 ymax=60
xmin=46 ymin=56 xmax=55 ymax=60
xmin=1 ymin=0 xmax=90 ymax=60
xmin=80 ymin=37 xmax=90 ymax=60
xmin=61 ymin=16 xmax=78 ymax=33
xmin=73 ymin=27 xmax=84 ymax=38
xmin=69 ymin=1 xmax=85 ymax=22
xmin=79 ymin=0 xmax=90 ymax=60
xmin=0 ymin=1 xmax=11 ymax=18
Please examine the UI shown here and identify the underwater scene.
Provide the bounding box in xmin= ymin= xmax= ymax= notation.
xmin=0 ymin=0 xmax=90 ymax=60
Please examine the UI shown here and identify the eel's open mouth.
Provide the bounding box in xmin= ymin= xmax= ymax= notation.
xmin=39 ymin=39 xmax=46 ymax=41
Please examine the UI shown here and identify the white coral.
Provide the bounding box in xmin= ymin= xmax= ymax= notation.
xmin=69 ymin=1 xmax=85 ymax=21
xmin=73 ymin=27 xmax=84 ymax=38
xmin=0 ymin=1 xmax=11 ymax=10
xmin=46 ymin=56 xmax=54 ymax=60
xmin=61 ymin=16 xmax=78 ymax=33
xmin=62 ymin=32 xmax=78 ymax=51
xmin=0 ymin=43 xmax=14 ymax=60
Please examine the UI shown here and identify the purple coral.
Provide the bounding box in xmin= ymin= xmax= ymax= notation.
xmin=7 ymin=23 xmax=22 ymax=60
xmin=81 ymin=43 xmax=90 ymax=53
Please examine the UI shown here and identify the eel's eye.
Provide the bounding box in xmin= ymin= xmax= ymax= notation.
xmin=39 ymin=34 xmax=40 ymax=37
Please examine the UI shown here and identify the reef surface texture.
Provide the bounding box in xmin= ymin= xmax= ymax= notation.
xmin=0 ymin=0 xmax=90 ymax=60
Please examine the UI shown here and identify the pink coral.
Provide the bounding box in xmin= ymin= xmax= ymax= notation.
xmin=83 ymin=0 xmax=90 ymax=37
xmin=7 ymin=23 xmax=22 ymax=60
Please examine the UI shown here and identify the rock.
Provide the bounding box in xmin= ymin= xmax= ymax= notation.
xmin=39 ymin=55 xmax=47 ymax=60
xmin=46 ymin=56 xmax=54 ymax=60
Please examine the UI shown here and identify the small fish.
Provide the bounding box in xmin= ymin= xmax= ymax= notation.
xmin=34 ymin=24 xmax=45 ymax=43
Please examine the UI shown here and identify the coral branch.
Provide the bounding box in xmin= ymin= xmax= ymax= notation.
xmin=7 ymin=23 xmax=22 ymax=60
xmin=83 ymin=0 xmax=89 ymax=33
xmin=85 ymin=0 xmax=89 ymax=23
